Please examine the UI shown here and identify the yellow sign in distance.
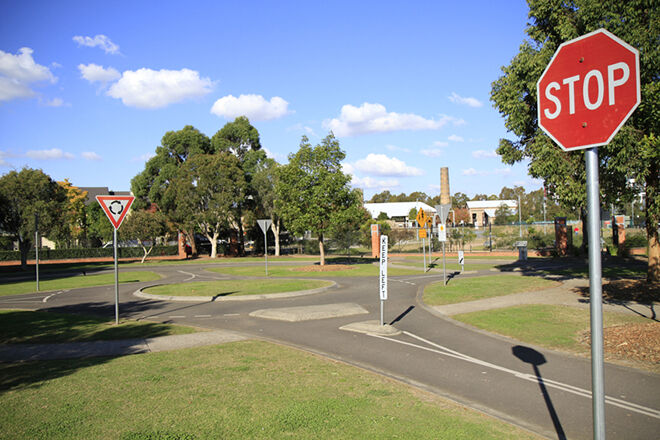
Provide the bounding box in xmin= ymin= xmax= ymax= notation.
xmin=418 ymin=228 xmax=428 ymax=239
xmin=416 ymin=208 xmax=428 ymax=226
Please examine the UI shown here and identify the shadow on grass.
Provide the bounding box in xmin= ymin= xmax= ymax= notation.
xmin=212 ymin=291 xmax=239 ymax=300
xmin=573 ymin=280 xmax=659 ymax=321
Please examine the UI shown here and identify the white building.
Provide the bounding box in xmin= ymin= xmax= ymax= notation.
xmin=364 ymin=201 xmax=436 ymax=226
xmin=466 ymin=200 xmax=517 ymax=228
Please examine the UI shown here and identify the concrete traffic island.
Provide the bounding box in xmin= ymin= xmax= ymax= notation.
xmin=339 ymin=320 xmax=402 ymax=336
xmin=249 ymin=303 xmax=368 ymax=322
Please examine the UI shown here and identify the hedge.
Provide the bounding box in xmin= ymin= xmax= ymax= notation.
xmin=0 ymin=245 xmax=179 ymax=262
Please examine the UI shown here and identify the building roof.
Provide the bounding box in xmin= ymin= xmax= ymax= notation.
xmin=79 ymin=187 xmax=132 ymax=205
xmin=466 ymin=200 xmax=517 ymax=209
xmin=364 ymin=201 xmax=436 ymax=219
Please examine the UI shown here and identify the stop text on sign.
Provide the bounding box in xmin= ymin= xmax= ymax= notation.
xmin=543 ymin=62 xmax=630 ymax=119
xmin=537 ymin=28 xmax=640 ymax=151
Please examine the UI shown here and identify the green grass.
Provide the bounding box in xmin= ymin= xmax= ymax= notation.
xmin=540 ymin=265 xmax=647 ymax=279
xmin=454 ymin=304 xmax=648 ymax=352
xmin=0 ymin=310 xmax=196 ymax=344
xmin=0 ymin=341 xmax=539 ymax=440
xmin=423 ymin=275 xmax=560 ymax=306
xmin=0 ymin=271 xmax=162 ymax=296
xmin=209 ymin=263 xmax=423 ymax=277
xmin=144 ymin=279 xmax=333 ymax=297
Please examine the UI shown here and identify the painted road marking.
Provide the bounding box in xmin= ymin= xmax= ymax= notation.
xmin=42 ymin=290 xmax=69 ymax=303
xmin=368 ymin=331 xmax=660 ymax=420
xmin=194 ymin=315 xmax=212 ymax=318
xmin=177 ymin=270 xmax=196 ymax=281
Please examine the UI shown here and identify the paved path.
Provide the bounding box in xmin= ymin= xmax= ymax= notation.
xmin=1 ymin=259 xmax=658 ymax=440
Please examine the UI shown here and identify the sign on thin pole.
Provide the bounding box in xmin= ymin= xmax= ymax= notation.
xmin=537 ymin=28 xmax=640 ymax=440
xmin=96 ymin=195 xmax=135 ymax=325
xmin=379 ymin=234 xmax=388 ymax=326
xmin=257 ymin=219 xmax=272 ymax=276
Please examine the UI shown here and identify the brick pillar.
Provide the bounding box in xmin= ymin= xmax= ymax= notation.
xmin=554 ymin=217 xmax=568 ymax=256
xmin=371 ymin=224 xmax=381 ymax=258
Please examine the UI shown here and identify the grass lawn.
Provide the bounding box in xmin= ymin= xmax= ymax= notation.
xmin=0 ymin=310 xmax=196 ymax=344
xmin=423 ymin=275 xmax=560 ymax=306
xmin=0 ymin=271 xmax=161 ymax=296
xmin=453 ymin=304 xmax=648 ymax=353
xmin=0 ymin=340 xmax=539 ymax=440
xmin=144 ymin=279 xmax=333 ymax=297
xmin=209 ymin=264 xmax=422 ymax=277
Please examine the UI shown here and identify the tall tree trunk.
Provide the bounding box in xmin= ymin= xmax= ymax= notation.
xmin=237 ymin=206 xmax=245 ymax=256
xmin=272 ymin=219 xmax=281 ymax=256
xmin=184 ymin=229 xmax=197 ymax=256
xmin=18 ymin=234 xmax=30 ymax=270
xmin=318 ymin=234 xmax=325 ymax=266
xmin=646 ymin=164 xmax=659 ymax=282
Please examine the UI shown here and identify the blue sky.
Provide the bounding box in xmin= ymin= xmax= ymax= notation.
xmin=0 ymin=0 xmax=540 ymax=200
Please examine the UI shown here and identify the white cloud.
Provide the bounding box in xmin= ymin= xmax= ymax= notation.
xmin=323 ymin=102 xmax=464 ymax=137
xmin=462 ymin=167 xmax=511 ymax=176
xmin=448 ymin=92 xmax=483 ymax=108
xmin=386 ymin=145 xmax=411 ymax=153
xmin=107 ymin=68 xmax=213 ymax=109
xmin=471 ymin=149 xmax=498 ymax=159
xmin=43 ymin=97 xmax=67 ymax=107
xmin=211 ymin=94 xmax=290 ymax=121
xmin=433 ymin=141 xmax=449 ymax=147
xmin=354 ymin=153 xmax=424 ymax=177
xmin=26 ymin=148 xmax=74 ymax=160
xmin=448 ymin=134 xmax=464 ymax=142
xmin=132 ymin=152 xmax=156 ymax=162
xmin=342 ymin=163 xmax=355 ymax=176
xmin=82 ymin=151 xmax=102 ymax=161
xmin=421 ymin=148 xmax=443 ymax=158
xmin=78 ymin=63 xmax=121 ymax=84
xmin=351 ymin=176 xmax=400 ymax=190
xmin=288 ymin=123 xmax=317 ymax=137
xmin=73 ymin=35 xmax=120 ymax=54
xmin=0 ymin=48 xmax=56 ymax=101
xmin=0 ymin=151 xmax=10 ymax=167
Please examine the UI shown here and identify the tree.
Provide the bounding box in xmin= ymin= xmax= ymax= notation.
xmin=490 ymin=0 xmax=659 ymax=281
xmin=174 ymin=153 xmax=246 ymax=258
xmin=121 ymin=209 xmax=169 ymax=263
xmin=131 ymin=125 xmax=212 ymax=256
xmin=376 ymin=212 xmax=389 ymax=221
xmin=451 ymin=192 xmax=470 ymax=208
xmin=252 ymin=156 xmax=284 ymax=256
xmin=211 ymin=117 xmax=263 ymax=255
xmin=51 ymin=179 xmax=88 ymax=247
xmin=276 ymin=133 xmax=362 ymax=265
xmin=85 ymin=203 xmax=114 ymax=247
xmin=0 ymin=168 xmax=67 ymax=268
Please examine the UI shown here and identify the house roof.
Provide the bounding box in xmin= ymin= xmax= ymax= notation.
xmin=79 ymin=187 xmax=132 ymax=205
xmin=364 ymin=201 xmax=436 ymax=219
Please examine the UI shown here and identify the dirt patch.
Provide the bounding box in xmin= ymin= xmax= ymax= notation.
xmin=579 ymin=321 xmax=660 ymax=367
xmin=291 ymin=264 xmax=356 ymax=272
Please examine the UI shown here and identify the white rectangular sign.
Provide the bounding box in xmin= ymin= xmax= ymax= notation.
xmin=458 ymin=250 xmax=464 ymax=265
xmin=379 ymin=235 xmax=388 ymax=300
xmin=437 ymin=224 xmax=447 ymax=242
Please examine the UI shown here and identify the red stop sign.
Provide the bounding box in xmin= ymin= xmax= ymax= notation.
xmin=537 ymin=29 xmax=640 ymax=151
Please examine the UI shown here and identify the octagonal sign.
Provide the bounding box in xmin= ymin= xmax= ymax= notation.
xmin=537 ymin=28 xmax=640 ymax=151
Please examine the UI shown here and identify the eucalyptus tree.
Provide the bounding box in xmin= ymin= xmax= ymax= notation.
xmin=490 ymin=0 xmax=659 ymax=280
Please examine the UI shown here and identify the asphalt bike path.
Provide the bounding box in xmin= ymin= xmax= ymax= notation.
xmin=1 ymin=261 xmax=658 ymax=440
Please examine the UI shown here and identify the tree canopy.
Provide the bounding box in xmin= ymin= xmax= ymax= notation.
xmin=490 ymin=0 xmax=659 ymax=281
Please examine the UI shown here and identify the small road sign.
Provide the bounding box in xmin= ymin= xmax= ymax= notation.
xmin=257 ymin=219 xmax=272 ymax=234
xmin=96 ymin=196 xmax=135 ymax=230
xmin=418 ymin=228 xmax=427 ymax=239
xmin=437 ymin=224 xmax=447 ymax=242
xmin=458 ymin=250 xmax=464 ymax=266
xmin=416 ymin=208 xmax=428 ymax=227
xmin=537 ymin=28 xmax=640 ymax=151
xmin=379 ymin=235 xmax=388 ymax=301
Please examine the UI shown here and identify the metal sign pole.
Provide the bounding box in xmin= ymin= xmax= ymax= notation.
xmin=422 ymin=236 xmax=426 ymax=272
xmin=114 ymin=227 xmax=119 ymax=325
xmin=264 ymin=229 xmax=268 ymax=276
xmin=442 ymin=242 xmax=447 ymax=286
xmin=35 ymin=213 xmax=39 ymax=292
xmin=586 ymin=148 xmax=605 ymax=440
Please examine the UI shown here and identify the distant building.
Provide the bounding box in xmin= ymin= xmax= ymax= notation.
xmin=467 ymin=200 xmax=517 ymax=228
xmin=364 ymin=201 xmax=436 ymax=227
xmin=79 ymin=187 xmax=131 ymax=206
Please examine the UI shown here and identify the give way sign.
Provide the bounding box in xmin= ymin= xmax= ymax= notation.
xmin=537 ymin=28 xmax=640 ymax=151
xmin=96 ymin=195 xmax=135 ymax=229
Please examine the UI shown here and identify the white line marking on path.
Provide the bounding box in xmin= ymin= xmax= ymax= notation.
xmin=169 ymin=315 xmax=186 ymax=318
xmin=177 ymin=270 xmax=196 ymax=281
xmin=194 ymin=315 xmax=212 ymax=318
xmin=368 ymin=331 xmax=660 ymax=420
xmin=223 ymin=313 xmax=240 ymax=317
xmin=42 ymin=290 xmax=69 ymax=303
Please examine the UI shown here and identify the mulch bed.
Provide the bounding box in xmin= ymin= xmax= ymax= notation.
xmin=579 ymin=322 xmax=660 ymax=365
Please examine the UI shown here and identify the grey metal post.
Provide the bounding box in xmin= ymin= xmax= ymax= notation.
xmin=422 ymin=237 xmax=426 ymax=272
xmin=442 ymin=242 xmax=446 ymax=286
xmin=586 ymin=148 xmax=605 ymax=440
xmin=518 ymin=195 xmax=522 ymax=238
xmin=264 ymin=229 xmax=268 ymax=276
xmin=114 ymin=227 xmax=119 ymax=325
xmin=380 ymin=300 xmax=384 ymax=327
xmin=35 ymin=213 xmax=39 ymax=292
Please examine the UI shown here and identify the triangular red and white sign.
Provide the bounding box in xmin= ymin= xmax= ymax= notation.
xmin=96 ymin=195 xmax=135 ymax=229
